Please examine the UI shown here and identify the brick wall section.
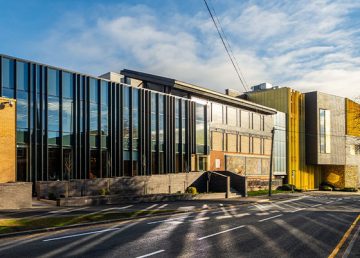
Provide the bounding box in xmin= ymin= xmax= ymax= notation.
xmin=0 ymin=97 xmax=16 ymax=183
xmin=36 ymin=172 xmax=206 ymax=199
xmin=0 ymin=183 xmax=32 ymax=209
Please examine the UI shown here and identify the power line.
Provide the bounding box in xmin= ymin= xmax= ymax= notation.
xmin=207 ymin=0 xmax=249 ymax=90
xmin=203 ymin=0 xmax=249 ymax=92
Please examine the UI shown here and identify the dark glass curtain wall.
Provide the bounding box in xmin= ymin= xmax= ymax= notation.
xmin=0 ymin=54 xmax=208 ymax=183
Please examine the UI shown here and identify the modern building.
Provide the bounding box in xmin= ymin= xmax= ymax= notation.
xmin=0 ymin=54 xmax=278 ymax=196
xmin=245 ymin=86 xmax=321 ymax=190
xmin=119 ymin=70 xmax=279 ymax=189
xmin=245 ymin=85 xmax=360 ymax=190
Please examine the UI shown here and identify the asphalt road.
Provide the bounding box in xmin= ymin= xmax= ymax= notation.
xmin=0 ymin=193 xmax=359 ymax=258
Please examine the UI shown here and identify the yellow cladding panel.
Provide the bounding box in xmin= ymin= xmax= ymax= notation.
xmin=0 ymin=97 xmax=16 ymax=183
xmin=346 ymin=99 xmax=360 ymax=137
xmin=248 ymin=88 xmax=320 ymax=189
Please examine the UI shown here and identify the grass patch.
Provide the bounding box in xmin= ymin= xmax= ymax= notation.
xmin=0 ymin=209 xmax=174 ymax=234
xmin=247 ymin=189 xmax=291 ymax=197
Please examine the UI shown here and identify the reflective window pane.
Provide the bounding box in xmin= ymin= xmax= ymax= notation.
xmin=62 ymin=99 xmax=73 ymax=133
xmin=16 ymin=90 xmax=28 ymax=129
xmin=16 ymin=61 xmax=29 ymax=91
xmin=89 ymin=78 xmax=98 ymax=103
xmin=2 ymin=58 xmax=14 ymax=89
xmin=48 ymin=68 xmax=60 ymax=96
xmin=48 ymin=96 xmax=60 ymax=131
xmin=62 ymin=72 xmax=73 ymax=99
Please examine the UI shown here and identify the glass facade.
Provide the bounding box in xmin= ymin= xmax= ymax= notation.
xmin=273 ymin=112 xmax=287 ymax=175
xmin=0 ymin=55 xmax=210 ymax=183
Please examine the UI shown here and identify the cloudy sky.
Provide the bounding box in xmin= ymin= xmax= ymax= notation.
xmin=1 ymin=0 xmax=360 ymax=98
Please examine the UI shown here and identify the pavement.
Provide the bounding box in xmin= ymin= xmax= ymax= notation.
xmin=0 ymin=192 xmax=359 ymax=257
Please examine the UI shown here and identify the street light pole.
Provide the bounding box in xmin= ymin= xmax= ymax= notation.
xmin=268 ymin=127 xmax=275 ymax=197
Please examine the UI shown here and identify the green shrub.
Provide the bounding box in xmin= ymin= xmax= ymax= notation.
xmin=320 ymin=181 xmax=335 ymax=190
xmin=186 ymin=187 xmax=198 ymax=195
xmin=48 ymin=192 xmax=57 ymax=200
xmin=320 ymin=185 xmax=332 ymax=191
xmin=277 ymin=184 xmax=296 ymax=191
xmin=98 ymin=188 xmax=110 ymax=196
xmin=342 ymin=187 xmax=358 ymax=192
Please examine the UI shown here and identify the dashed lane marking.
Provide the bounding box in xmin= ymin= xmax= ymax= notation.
xmin=198 ymin=225 xmax=246 ymax=240
xmin=136 ymin=249 xmax=165 ymax=258
xmin=258 ymin=214 xmax=283 ymax=222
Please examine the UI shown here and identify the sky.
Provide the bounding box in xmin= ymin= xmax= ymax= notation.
xmin=1 ymin=0 xmax=360 ymax=99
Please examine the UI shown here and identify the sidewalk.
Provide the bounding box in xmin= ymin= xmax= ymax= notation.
xmin=0 ymin=192 xmax=304 ymax=238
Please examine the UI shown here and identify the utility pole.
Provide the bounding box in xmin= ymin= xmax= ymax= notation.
xmin=268 ymin=127 xmax=275 ymax=197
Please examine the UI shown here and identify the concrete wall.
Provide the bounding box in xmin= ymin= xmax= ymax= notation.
xmin=36 ymin=172 xmax=206 ymax=199
xmin=0 ymin=182 xmax=32 ymax=209
xmin=0 ymin=97 xmax=16 ymax=183
xmin=305 ymin=92 xmax=346 ymax=165
xmin=346 ymin=136 xmax=360 ymax=188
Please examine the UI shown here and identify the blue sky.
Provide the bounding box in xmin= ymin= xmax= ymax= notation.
xmin=1 ymin=0 xmax=360 ymax=98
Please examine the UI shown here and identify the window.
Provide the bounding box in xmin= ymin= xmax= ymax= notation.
xmin=1 ymin=58 xmax=15 ymax=98
xmin=123 ymin=87 xmax=130 ymax=150
xmin=241 ymin=110 xmax=249 ymax=128
xmin=252 ymin=137 xmax=261 ymax=154
xmin=211 ymin=103 xmax=223 ymax=124
xmin=253 ymin=113 xmax=261 ymax=130
xmin=48 ymin=96 xmax=60 ymax=131
xmin=196 ymin=103 xmax=206 ymax=153
xmin=211 ymin=131 xmax=223 ymax=151
xmin=48 ymin=69 xmax=59 ymax=96
xmin=16 ymin=90 xmax=28 ymax=129
xmin=226 ymin=134 xmax=237 ymax=152
xmin=132 ymin=89 xmax=139 ymax=151
xmin=100 ymin=81 xmax=109 ymax=148
xmin=319 ymin=109 xmax=331 ymax=153
xmin=62 ymin=99 xmax=73 ymax=145
xmin=175 ymin=99 xmax=181 ymax=152
xmin=62 ymin=72 xmax=73 ymax=99
xmin=240 ymin=135 xmax=250 ymax=153
xmin=227 ymin=107 xmax=237 ymax=126
xmin=151 ymin=93 xmax=157 ymax=151
xmin=16 ymin=61 xmax=29 ymax=91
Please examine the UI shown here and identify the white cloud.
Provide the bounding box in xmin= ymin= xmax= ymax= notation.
xmin=28 ymin=0 xmax=360 ymax=99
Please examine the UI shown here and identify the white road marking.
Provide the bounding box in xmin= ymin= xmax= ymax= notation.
xmin=42 ymin=227 xmax=120 ymax=242
xmin=198 ymin=225 xmax=246 ymax=240
xmin=290 ymin=208 xmax=305 ymax=213
xmin=212 ymin=208 xmax=238 ymax=214
xmin=258 ymin=214 xmax=283 ymax=222
xmin=325 ymin=201 xmax=334 ymax=204
xmin=311 ymin=204 xmax=322 ymax=208
xmin=256 ymin=212 xmax=270 ymax=216
xmin=158 ymin=204 xmax=168 ymax=209
xmin=136 ymin=249 xmax=165 ymax=258
xmin=190 ymin=217 xmax=210 ymax=222
xmin=234 ymin=213 xmax=250 ymax=218
xmin=275 ymin=196 xmax=308 ymax=204
xmin=216 ymin=215 xmax=232 ymax=219
xmin=104 ymin=205 xmax=134 ymax=211
xmin=147 ymin=215 xmax=196 ymax=225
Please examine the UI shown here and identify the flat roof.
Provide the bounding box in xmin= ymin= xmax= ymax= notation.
xmin=121 ymin=69 xmax=277 ymax=115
